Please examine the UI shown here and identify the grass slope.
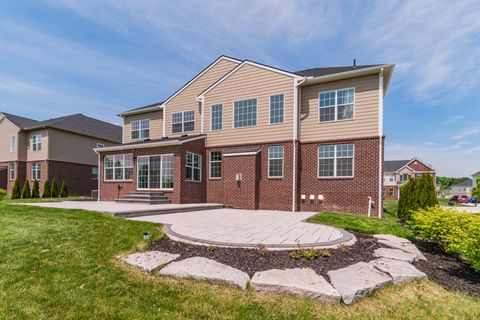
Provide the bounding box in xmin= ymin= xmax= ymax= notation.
xmin=0 ymin=204 xmax=478 ymax=319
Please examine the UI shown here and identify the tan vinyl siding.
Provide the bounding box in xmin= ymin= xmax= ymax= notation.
xmin=0 ymin=116 xmax=21 ymax=162
xmin=165 ymin=58 xmax=239 ymax=137
xmin=27 ymin=130 xmax=49 ymax=161
xmin=48 ymin=129 xmax=117 ymax=165
xmin=204 ymin=63 xmax=294 ymax=147
xmin=300 ymin=74 xmax=380 ymax=142
xmin=123 ymin=110 xmax=163 ymax=143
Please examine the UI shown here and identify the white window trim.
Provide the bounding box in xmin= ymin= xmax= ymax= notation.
xmin=269 ymin=93 xmax=285 ymax=125
xmin=32 ymin=134 xmax=42 ymax=151
xmin=317 ymin=144 xmax=355 ymax=179
xmin=210 ymin=104 xmax=223 ymax=131
xmin=9 ymin=162 xmax=15 ymax=181
xmin=31 ymin=163 xmax=41 ymax=181
xmin=318 ymin=87 xmax=355 ymax=123
xmin=267 ymin=146 xmax=284 ymax=179
xmin=103 ymin=154 xmax=133 ymax=182
xmin=172 ymin=110 xmax=195 ymax=134
xmin=10 ymin=136 xmax=16 ymax=153
xmin=131 ymin=119 xmax=150 ymax=140
xmin=186 ymin=152 xmax=202 ymax=182
xmin=209 ymin=151 xmax=222 ymax=179
xmin=232 ymin=97 xmax=258 ymax=129
xmin=136 ymin=154 xmax=174 ymax=190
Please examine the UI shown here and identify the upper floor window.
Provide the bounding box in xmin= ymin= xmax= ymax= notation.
xmin=319 ymin=88 xmax=354 ymax=122
xmin=31 ymin=163 xmax=41 ymax=181
xmin=234 ymin=98 xmax=257 ymax=128
xmin=9 ymin=162 xmax=14 ymax=180
xmin=400 ymin=174 xmax=410 ymax=182
xmin=211 ymin=104 xmax=223 ymax=131
xmin=318 ymin=144 xmax=354 ymax=178
xmin=104 ymin=154 xmax=133 ymax=181
xmin=269 ymin=94 xmax=284 ymax=124
xmin=32 ymin=134 xmax=42 ymax=151
xmin=268 ymin=146 xmax=284 ymax=178
xmin=172 ymin=111 xmax=195 ymax=133
xmin=186 ymin=152 xmax=201 ymax=182
xmin=131 ymin=119 xmax=150 ymax=139
xmin=10 ymin=136 xmax=16 ymax=153
xmin=209 ymin=151 xmax=222 ymax=179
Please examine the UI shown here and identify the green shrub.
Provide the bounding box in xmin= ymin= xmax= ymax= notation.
xmin=31 ymin=180 xmax=40 ymax=198
xmin=42 ymin=180 xmax=51 ymax=198
xmin=398 ymin=174 xmax=438 ymax=222
xmin=410 ymin=206 xmax=480 ymax=271
xmin=51 ymin=179 xmax=59 ymax=198
xmin=289 ymin=248 xmax=318 ymax=260
xmin=21 ymin=180 xmax=31 ymax=199
xmin=60 ymin=180 xmax=68 ymax=198
xmin=11 ymin=179 xmax=21 ymax=199
xmin=0 ymin=188 xmax=7 ymax=201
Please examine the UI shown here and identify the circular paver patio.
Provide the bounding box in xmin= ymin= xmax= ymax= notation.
xmin=130 ymin=208 xmax=355 ymax=249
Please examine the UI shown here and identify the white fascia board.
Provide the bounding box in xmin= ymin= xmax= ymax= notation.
xmin=117 ymin=105 xmax=164 ymax=117
xmin=223 ymin=150 xmax=261 ymax=157
xmin=94 ymin=135 xmax=205 ymax=152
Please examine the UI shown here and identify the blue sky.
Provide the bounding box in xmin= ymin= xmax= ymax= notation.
xmin=0 ymin=0 xmax=479 ymax=177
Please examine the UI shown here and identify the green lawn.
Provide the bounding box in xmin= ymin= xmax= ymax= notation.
xmin=0 ymin=204 xmax=479 ymax=319
xmin=308 ymin=200 xmax=414 ymax=240
xmin=0 ymin=195 xmax=92 ymax=203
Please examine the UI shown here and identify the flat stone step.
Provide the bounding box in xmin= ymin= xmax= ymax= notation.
xmin=120 ymin=195 xmax=170 ymax=201
xmin=251 ymin=268 xmax=341 ymax=304
xmin=370 ymin=258 xmax=427 ymax=284
xmin=115 ymin=198 xmax=171 ymax=205
xmin=159 ymin=257 xmax=250 ymax=289
xmin=373 ymin=248 xmax=417 ymax=263
xmin=115 ymin=204 xmax=225 ymax=218
xmin=122 ymin=251 xmax=180 ymax=272
xmin=327 ymin=262 xmax=392 ymax=305
xmin=373 ymin=234 xmax=426 ymax=261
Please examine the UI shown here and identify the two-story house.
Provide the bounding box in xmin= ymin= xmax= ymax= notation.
xmin=0 ymin=113 xmax=122 ymax=196
xmin=95 ymin=56 xmax=394 ymax=216
xmin=383 ymin=158 xmax=436 ymax=199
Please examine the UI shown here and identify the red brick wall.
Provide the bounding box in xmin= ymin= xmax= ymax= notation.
xmin=408 ymin=160 xmax=433 ymax=172
xmin=47 ymin=161 xmax=97 ymax=196
xmin=222 ymin=154 xmax=259 ymax=210
xmin=383 ymin=185 xmax=399 ymax=200
xmin=298 ymin=137 xmax=382 ymax=216
xmin=0 ymin=161 xmax=26 ymax=194
xmin=179 ymin=138 xmax=206 ymax=203
xmin=25 ymin=160 xmax=48 ymax=194
xmin=0 ymin=168 xmax=6 ymax=190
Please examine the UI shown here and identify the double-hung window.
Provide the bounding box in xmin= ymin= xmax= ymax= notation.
xmin=131 ymin=119 xmax=150 ymax=139
xmin=32 ymin=134 xmax=42 ymax=151
xmin=172 ymin=111 xmax=195 ymax=133
xmin=269 ymin=94 xmax=284 ymax=124
xmin=104 ymin=154 xmax=133 ymax=181
xmin=211 ymin=104 xmax=223 ymax=131
xmin=209 ymin=151 xmax=222 ymax=179
xmin=10 ymin=136 xmax=16 ymax=153
xmin=319 ymin=88 xmax=354 ymax=122
xmin=318 ymin=144 xmax=354 ymax=178
xmin=234 ymin=98 xmax=257 ymax=128
xmin=268 ymin=146 xmax=284 ymax=178
xmin=9 ymin=162 xmax=14 ymax=180
xmin=91 ymin=167 xmax=99 ymax=180
xmin=31 ymin=163 xmax=41 ymax=181
xmin=186 ymin=152 xmax=201 ymax=182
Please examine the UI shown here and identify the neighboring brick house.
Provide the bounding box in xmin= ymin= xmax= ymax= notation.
xmin=0 ymin=113 xmax=122 ymax=196
xmin=96 ymin=56 xmax=395 ymax=216
xmin=383 ymin=158 xmax=436 ymax=200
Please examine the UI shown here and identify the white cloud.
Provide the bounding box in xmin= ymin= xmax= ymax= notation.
xmin=443 ymin=115 xmax=465 ymax=125
xmin=452 ymin=128 xmax=480 ymax=140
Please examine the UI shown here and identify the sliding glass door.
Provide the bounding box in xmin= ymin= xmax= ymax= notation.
xmin=137 ymin=154 xmax=173 ymax=190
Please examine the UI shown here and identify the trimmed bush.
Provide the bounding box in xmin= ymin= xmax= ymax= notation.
xmin=42 ymin=180 xmax=51 ymax=198
xmin=0 ymin=188 xmax=7 ymax=201
xmin=398 ymin=173 xmax=438 ymax=221
xmin=11 ymin=179 xmax=21 ymax=199
xmin=21 ymin=180 xmax=31 ymax=199
xmin=410 ymin=206 xmax=480 ymax=272
xmin=31 ymin=180 xmax=40 ymax=198
xmin=60 ymin=180 xmax=68 ymax=198
xmin=51 ymin=179 xmax=59 ymax=198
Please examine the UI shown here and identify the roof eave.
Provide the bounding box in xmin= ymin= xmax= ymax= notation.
xmin=94 ymin=135 xmax=206 ymax=152
xmin=117 ymin=105 xmax=164 ymax=118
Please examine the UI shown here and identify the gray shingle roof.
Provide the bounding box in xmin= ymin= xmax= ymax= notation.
xmin=1 ymin=112 xmax=40 ymax=128
xmin=121 ymin=101 xmax=164 ymax=114
xmin=294 ymin=65 xmax=381 ymax=77
xmin=451 ymin=179 xmax=473 ymax=188
xmin=384 ymin=160 xmax=410 ymax=172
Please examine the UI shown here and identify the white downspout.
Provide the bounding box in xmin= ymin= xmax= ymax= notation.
xmin=200 ymin=96 xmax=205 ymax=134
xmin=377 ymin=68 xmax=384 ymax=218
xmin=94 ymin=149 xmax=100 ymax=202
xmin=162 ymin=105 xmax=166 ymax=138
xmin=292 ymin=77 xmax=306 ymax=212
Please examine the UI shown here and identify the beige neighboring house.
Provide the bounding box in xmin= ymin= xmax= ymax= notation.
xmin=445 ymin=179 xmax=474 ymax=197
xmin=0 ymin=112 xmax=122 ymax=196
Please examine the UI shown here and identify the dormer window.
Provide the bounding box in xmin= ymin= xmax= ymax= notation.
xmin=131 ymin=119 xmax=150 ymax=139
xmin=32 ymin=134 xmax=42 ymax=151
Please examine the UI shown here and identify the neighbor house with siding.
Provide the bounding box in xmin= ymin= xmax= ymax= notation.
xmin=95 ymin=56 xmax=394 ymax=215
xmin=0 ymin=113 xmax=122 ymax=196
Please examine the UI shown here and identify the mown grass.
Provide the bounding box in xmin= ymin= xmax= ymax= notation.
xmin=0 ymin=203 xmax=479 ymax=319
xmin=1 ymin=195 xmax=91 ymax=203
xmin=309 ymin=200 xmax=414 ymax=240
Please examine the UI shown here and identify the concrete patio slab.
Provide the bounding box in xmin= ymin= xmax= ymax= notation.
xmin=130 ymin=209 xmax=355 ymax=250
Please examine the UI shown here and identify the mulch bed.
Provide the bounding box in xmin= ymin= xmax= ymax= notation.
xmin=149 ymin=233 xmax=480 ymax=298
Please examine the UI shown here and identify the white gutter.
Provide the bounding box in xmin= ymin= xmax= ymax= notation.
xmin=94 ymin=149 xmax=100 ymax=202
xmin=292 ymin=77 xmax=307 ymax=212
xmin=93 ymin=135 xmax=206 ymax=152
xmin=117 ymin=105 xmax=164 ymax=117
xmin=377 ymin=68 xmax=384 ymax=218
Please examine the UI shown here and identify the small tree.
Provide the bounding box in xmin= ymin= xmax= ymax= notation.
xmin=60 ymin=180 xmax=68 ymax=198
xmin=11 ymin=179 xmax=21 ymax=199
xmin=21 ymin=180 xmax=31 ymax=199
xmin=51 ymin=179 xmax=59 ymax=198
xmin=42 ymin=180 xmax=51 ymax=198
xmin=31 ymin=180 xmax=40 ymax=198
xmin=398 ymin=174 xmax=439 ymax=222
